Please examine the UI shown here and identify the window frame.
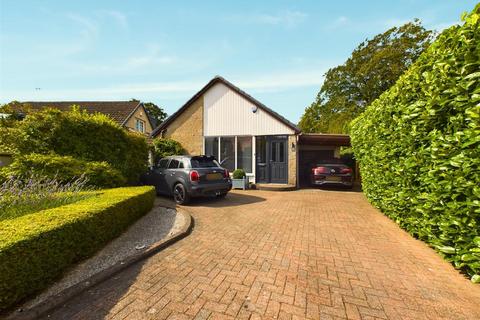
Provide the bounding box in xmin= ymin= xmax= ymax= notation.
xmin=204 ymin=135 xmax=253 ymax=174
xmin=135 ymin=118 xmax=145 ymax=133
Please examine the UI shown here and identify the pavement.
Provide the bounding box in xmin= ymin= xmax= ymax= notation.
xmin=41 ymin=189 xmax=480 ymax=320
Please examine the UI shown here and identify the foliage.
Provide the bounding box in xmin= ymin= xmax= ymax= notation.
xmin=143 ymin=102 xmax=168 ymax=127
xmin=350 ymin=5 xmax=480 ymax=282
xmin=152 ymin=138 xmax=185 ymax=164
xmin=299 ymin=20 xmax=434 ymax=133
xmin=130 ymin=99 xmax=167 ymax=128
xmin=0 ymin=153 xmax=126 ymax=188
xmin=0 ymin=173 xmax=91 ymax=221
xmin=0 ymin=186 xmax=155 ymax=311
xmin=232 ymin=169 xmax=246 ymax=179
xmin=0 ymin=101 xmax=28 ymax=126
xmin=0 ymin=107 xmax=149 ymax=184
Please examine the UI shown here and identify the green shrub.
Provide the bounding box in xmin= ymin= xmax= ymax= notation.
xmin=0 ymin=173 xmax=91 ymax=221
xmin=152 ymin=138 xmax=185 ymax=163
xmin=350 ymin=6 xmax=480 ymax=282
xmin=232 ymin=169 xmax=246 ymax=179
xmin=2 ymin=107 xmax=148 ymax=184
xmin=0 ymin=153 xmax=126 ymax=188
xmin=0 ymin=186 xmax=155 ymax=311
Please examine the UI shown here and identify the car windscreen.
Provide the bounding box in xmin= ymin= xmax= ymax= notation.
xmin=190 ymin=157 xmax=220 ymax=168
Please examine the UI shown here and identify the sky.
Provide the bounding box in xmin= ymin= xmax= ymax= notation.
xmin=0 ymin=1 xmax=477 ymax=124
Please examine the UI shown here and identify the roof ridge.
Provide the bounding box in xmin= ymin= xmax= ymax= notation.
xmin=151 ymin=76 xmax=300 ymax=137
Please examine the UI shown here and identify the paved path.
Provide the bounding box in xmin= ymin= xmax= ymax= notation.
xmin=43 ymin=190 xmax=480 ymax=320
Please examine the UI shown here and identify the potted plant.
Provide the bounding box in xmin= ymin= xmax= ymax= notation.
xmin=232 ymin=169 xmax=249 ymax=190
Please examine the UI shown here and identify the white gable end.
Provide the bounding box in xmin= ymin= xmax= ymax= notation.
xmin=203 ymin=83 xmax=295 ymax=136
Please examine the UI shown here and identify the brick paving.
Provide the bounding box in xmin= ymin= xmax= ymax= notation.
xmin=42 ymin=189 xmax=480 ymax=320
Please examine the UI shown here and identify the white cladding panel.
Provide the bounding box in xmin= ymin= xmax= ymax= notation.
xmin=204 ymin=83 xmax=295 ymax=136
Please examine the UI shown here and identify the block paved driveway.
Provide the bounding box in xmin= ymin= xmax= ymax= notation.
xmin=44 ymin=189 xmax=480 ymax=320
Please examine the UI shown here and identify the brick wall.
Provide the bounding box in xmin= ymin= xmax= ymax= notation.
xmin=288 ymin=135 xmax=297 ymax=186
xmin=124 ymin=104 xmax=154 ymax=135
xmin=163 ymin=97 xmax=204 ymax=155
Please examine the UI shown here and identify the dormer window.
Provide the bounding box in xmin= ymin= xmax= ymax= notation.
xmin=135 ymin=119 xmax=145 ymax=133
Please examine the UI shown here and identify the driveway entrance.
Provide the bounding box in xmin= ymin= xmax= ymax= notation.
xmin=42 ymin=190 xmax=480 ymax=320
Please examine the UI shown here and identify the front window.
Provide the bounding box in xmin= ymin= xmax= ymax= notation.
xmin=135 ymin=119 xmax=145 ymax=133
xmin=204 ymin=136 xmax=253 ymax=173
xmin=204 ymin=137 xmax=219 ymax=160
xmin=220 ymin=137 xmax=235 ymax=172
xmin=237 ymin=136 xmax=252 ymax=173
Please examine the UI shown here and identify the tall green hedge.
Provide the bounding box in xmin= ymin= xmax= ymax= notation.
xmin=351 ymin=6 xmax=480 ymax=282
xmin=0 ymin=108 xmax=149 ymax=184
xmin=0 ymin=186 xmax=155 ymax=312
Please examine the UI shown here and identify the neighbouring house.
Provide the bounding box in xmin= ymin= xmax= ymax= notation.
xmin=13 ymin=101 xmax=155 ymax=135
xmin=151 ymin=76 xmax=350 ymax=187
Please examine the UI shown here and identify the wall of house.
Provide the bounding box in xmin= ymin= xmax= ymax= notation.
xmin=164 ymin=97 xmax=204 ymax=155
xmin=204 ymin=83 xmax=295 ymax=136
xmin=288 ymin=135 xmax=298 ymax=186
xmin=124 ymin=105 xmax=153 ymax=135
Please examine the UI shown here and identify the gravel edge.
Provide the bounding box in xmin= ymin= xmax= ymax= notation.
xmin=8 ymin=206 xmax=193 ymax=320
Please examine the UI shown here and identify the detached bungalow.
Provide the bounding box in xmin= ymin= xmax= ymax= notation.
xmin=13 ymin=101 xmax=155 ymax=136
xmin=151 ymin=76 xmax=350 ymax=188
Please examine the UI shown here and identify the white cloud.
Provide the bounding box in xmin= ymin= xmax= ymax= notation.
xmin=235 ymin=70 xmax=326 ymax=92
xmin=125 ymin=44 xmax=177 ymax=68
xmin=66 ymin=13 xmax=99 ymax=41
xmin=97 ymin=10 xmax=128 ymax=29
xmin=325 ymin=16 xmax=350 ymax=30
xmin=226 ymin=10 xmax=307 ymax=28
xmin=0 ymin=69 xmax=327 ymax=103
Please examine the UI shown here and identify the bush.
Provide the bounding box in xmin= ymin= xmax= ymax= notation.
xmin=1 ymin=107 xmax=148 ymax=184
xmin=152 ymin=138 xmax=185 ymax=164
xmin=350 ymin=6 xmax=480 ymax=282
xmin=232 ymin=169 xmax=246 ymax=179
xmin=0 ymin=173 xmax=91 ymax=221
xmin=0 ymin=153 xmax=126 ymax=188
xmin=0 ymin=186 xmax=155 ymax=311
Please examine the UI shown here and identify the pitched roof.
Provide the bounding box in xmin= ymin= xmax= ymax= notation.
xmin=151 ymin=76 xmax=301 ymax=137
xmin=19 ymin=101 xmax=143 ymax=126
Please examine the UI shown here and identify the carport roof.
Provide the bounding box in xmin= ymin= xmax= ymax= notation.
xmin=298 ymin=133 xmax=350 ymax=146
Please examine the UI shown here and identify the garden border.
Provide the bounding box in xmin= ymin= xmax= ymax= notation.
xmin=8 ymin=205 xmax=193 ymax=320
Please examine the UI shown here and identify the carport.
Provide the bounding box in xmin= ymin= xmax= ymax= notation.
xmin=297 ymin=134 xmax=351 ymax=187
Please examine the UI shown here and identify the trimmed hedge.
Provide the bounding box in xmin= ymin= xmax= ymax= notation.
xmin=1 ymin=107 xmax=149 ymax=184
xmin=0 ymin=153 xmax=126 ymax=188
xmin=0 ymin=186 xmax=155 ymax=311
xmin=351 ymin=6 xmax=480 ymax=282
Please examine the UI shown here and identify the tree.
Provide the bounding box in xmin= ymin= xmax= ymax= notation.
xmin=151 ymin=138 xmax=184 ymax=163
xmin=299 ymin=19 xmax=434 ymax=133
xmin=130 ymin=99 xmax=167 ymax=128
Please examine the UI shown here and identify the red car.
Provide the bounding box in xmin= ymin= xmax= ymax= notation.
xmin=311 ymin=162 xmax=353 ymax=188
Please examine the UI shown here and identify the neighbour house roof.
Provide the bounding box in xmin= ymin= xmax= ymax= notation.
xmin=17 ymin=101 xmax=149 ymax=127
xmin=151 ymin=76 xmax=301 ymax=137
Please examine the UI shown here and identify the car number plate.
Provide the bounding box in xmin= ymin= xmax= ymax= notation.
xmin=206 ymin=173 xmax=222 ymax=181
xmin=326 ymin=176 xmax=342 ymax=182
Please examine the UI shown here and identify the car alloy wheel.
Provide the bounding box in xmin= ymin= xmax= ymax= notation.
xmin=173 ymin=183 xmax=189 ymax=204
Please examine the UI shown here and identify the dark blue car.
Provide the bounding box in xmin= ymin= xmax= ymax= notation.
xmin=141 ymin=155 xmax=232 ymax=204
